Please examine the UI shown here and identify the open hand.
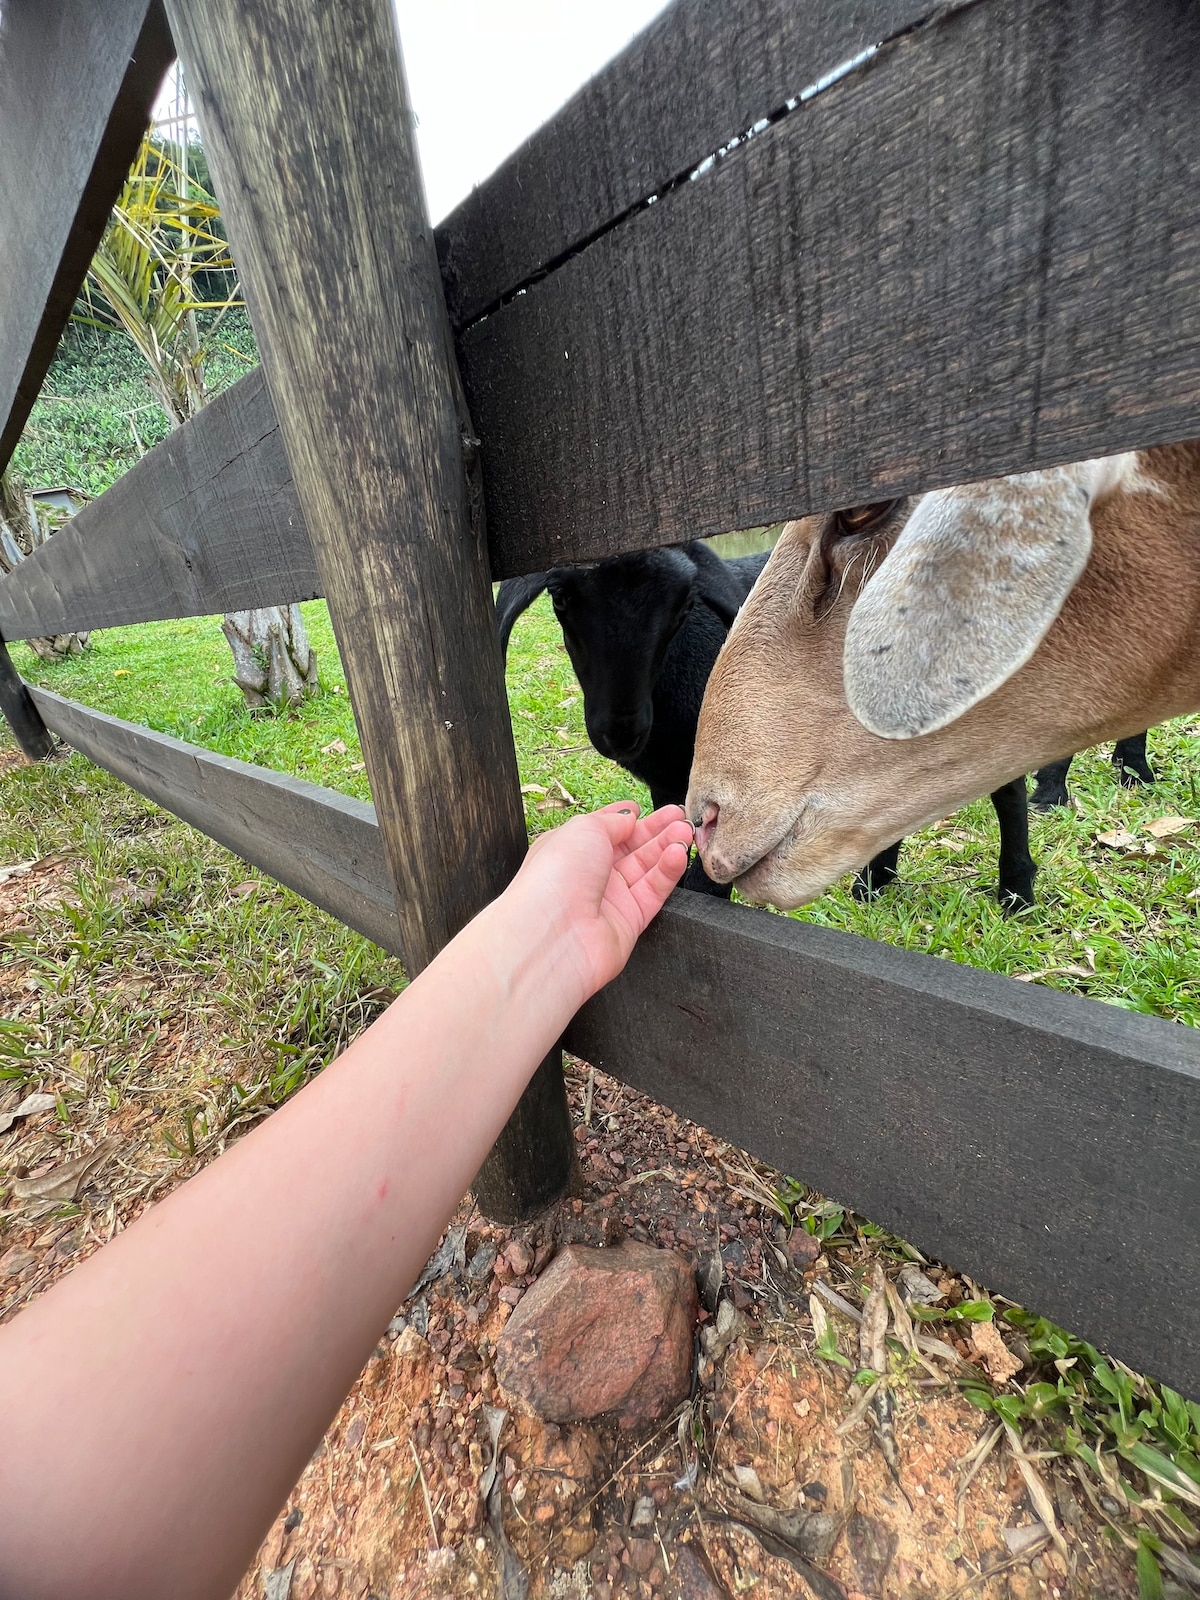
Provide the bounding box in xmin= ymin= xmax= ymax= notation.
xmin=509 ymin=803 xmax=694 ymax=1004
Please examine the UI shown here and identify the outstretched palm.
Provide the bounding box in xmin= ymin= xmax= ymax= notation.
xmin=516 ymin=803 xmax=695 ymax=1002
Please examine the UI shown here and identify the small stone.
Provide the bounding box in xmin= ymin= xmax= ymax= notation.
xmin=393 ymin=1326 xmax=431 ymax=1364
xmin=498 ymin=1285 xmax=524 ymax=1306
xmin=495 ymin=1241 xmax=698 ymax=1430
xmin=630 ymin=1495 xmax=656 ymax=1532
xmin=504 ymin=1239 xmax=535 ymax=1276
xmin=466 ymin=1241 xmax=497 ymax=1281
xmin=626 ymin=1537 xmax=657 ymax=1574
xmin=786 ymin=1231 xmax=820 ymax=1269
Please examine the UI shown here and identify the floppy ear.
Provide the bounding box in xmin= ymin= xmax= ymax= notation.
xmin=843 ymin=461 xmax=1116 ymax=739
xmin=494 ymin=573 xmax=548 ymax=659
xmin=685 ymin=541 xmax=750 ymax=627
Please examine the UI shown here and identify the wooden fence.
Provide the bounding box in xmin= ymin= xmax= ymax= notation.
xmin=1 ymin=0 xmax=1198 ymax=1398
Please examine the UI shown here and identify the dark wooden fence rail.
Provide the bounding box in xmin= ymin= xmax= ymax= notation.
xmin=0 ymin=0 xmax=173 ymax=471
xmin=4 ymin=0 xmax=1199 ymax=646
xmin=23 ymin=690 xmax=1200 ymax=1398
xmin=3 ymin=0 xmax=1200 ymax=1391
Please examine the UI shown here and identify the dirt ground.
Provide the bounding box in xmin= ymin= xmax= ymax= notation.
xmin=0 ymin=851 xmax=1140 ymax=1600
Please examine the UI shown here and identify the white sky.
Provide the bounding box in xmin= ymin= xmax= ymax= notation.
xmin=156 ymin=2 xmax=670 ymax=224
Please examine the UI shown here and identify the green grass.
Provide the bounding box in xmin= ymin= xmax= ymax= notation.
xmin=9 ymin=314 xmax=258 ymax=497
xmin=11 ymin=595 xmax=1199 ymax=1024
xmin=4 ymin=568 xmax=1200 ymax=1594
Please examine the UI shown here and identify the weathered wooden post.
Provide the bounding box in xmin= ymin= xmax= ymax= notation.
xmin=0 ymin=638 xmax=55 ymax=761
xmin=164 ymin=0 xmax=574 ymax=1219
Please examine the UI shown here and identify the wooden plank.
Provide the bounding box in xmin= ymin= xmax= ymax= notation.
xmin=459 ymin=0 xmax=1200 ymax=576
xmin=166 ymin=0 xmax=573 ymax=1220
xmin=28 ymin=687 xmax=400 ymax=954
xmin=0 ymin=1 xmax=174 ymax=471
xmin=0 ymin=370 xmax=317 ymax=642
xmin=0 ymin=641 xmax=55 ymax=761
xmin=567 ymin=892 xmax=1200 ymax=1400
xmin=436 ymin=0 xmax=932 ymax=328
xmin=30 ymin=680 xmax=1200 ymax=1391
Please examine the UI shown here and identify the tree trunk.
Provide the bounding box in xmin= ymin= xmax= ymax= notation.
xmin=221 ymin=603 xmax=319 ymax=710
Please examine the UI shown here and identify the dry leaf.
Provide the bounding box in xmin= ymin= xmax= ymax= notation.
xmin=519 ymin=783 xmax=547 ymax=796
xmin=535 ymin=796 xmax=569 ymax=812
xmin=1145 ymin=815 xmax=1192 ymax=838
xmin=231 ymin=881 xmax=259 ymax=900
xmin=0 ymin=859 xmax=37 ymax=884
xmin=320 ymin=738 xmax=348 ymax=756
xmin=348 ymin=761 xmax=365 ymax=772
xmin=898 ymin=1264 xmax=944 ymax=1306
xmin=859 ymin=1264 xmax=889 ymax=1373
xmin=971 ymin=1321 xmax=1023 ymax=1384
xmin=1004 ymin=1424 xmax=1068 ymax=1561
xmin=1096 ymin=828 xmax=1138 ymax=850
xmin=263 ymin=1561 xmax=296 ymax=1600
xmin=551 ymin=778 xmax=579 ymax=805
xmin=10 ymin=1139 xmax=117 ymax=1203
xmin=0 ymin=1092 xmax=56 ymax=1136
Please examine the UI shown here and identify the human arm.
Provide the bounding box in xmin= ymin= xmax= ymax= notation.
xmin=0 ymin=802 xmax=692 ymax=1600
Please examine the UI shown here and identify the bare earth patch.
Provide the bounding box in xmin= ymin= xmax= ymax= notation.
xmin=0 ymin=862 xmax=1140 ymax=1600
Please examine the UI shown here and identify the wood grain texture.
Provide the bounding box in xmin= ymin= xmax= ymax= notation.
xmin=167 ymin=0 xmax=573 ymax=1218
xmin=436 ymin=0 xmax=931 ymax=328
xmin=0 ymin=370 xmax=317 ymax=642
xmin=29 ymin=688 xmax=400 ymax=953
xmin=0 ymin=0 xmax=174 ymax=471
xmin=32 ymin=677 xmax=1200 ymax=1386
xmin=460 ymin=0 xmax=1200 ymax=576
xmin=567 ymin=892 xmax=1200 ymax=1400
xmin=0 ymin=641 xmax=54 ymax=761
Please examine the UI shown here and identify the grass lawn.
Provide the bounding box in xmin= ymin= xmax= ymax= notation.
xmin=8 ymin=597 xmax=1200 ymax=1026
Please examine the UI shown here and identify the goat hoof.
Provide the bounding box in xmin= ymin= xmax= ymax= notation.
xmin=1030 ymin=785 xmax=1069 ymax=811
xmin=1117 ymin=762 xmax=1155 ymax=788
xmin=852 ymin=872 xmax=896 ymax=901
xmin=998 ymin=881 xmax=1037 ymax=915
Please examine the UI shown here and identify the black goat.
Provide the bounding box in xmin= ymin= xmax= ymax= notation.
xmin=1031 ymin=733 xmax=1155 ymax=810
xmin=497 ymin=542 xmax=1036 ymax=907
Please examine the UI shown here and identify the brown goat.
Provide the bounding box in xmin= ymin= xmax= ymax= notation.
xmin=687 ymin=441 xmax=1200 ymax=909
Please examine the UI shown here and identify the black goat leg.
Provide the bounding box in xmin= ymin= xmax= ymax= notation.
xmin=1114 ymin=731 xmax=1154 ymax=787
xmin=1031 ymin=755 xmax=1073 ymax=810
xmin=852 ymin=841 xmax=902 ymax=900
xmin=991 ymin=776 xmax=1036 ymax=910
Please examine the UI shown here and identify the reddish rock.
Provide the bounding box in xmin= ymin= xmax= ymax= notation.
xmin=785 ymin=1231 xmax=821 ymax=1270
xmin=495 ymin=1241 xmax=698 ymax=1429
xmin=504 ymin=1238 xmax=535 ymax=1276
xmin=0 ymin=1246 xmax=36 ymax=1277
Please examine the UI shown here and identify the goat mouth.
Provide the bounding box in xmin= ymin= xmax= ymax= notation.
xmin=699 ymin=799 xmax=812 ymax=886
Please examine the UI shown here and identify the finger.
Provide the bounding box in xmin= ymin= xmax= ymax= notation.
xmin=585 ymin=802 xmax=643 ymax=850
xmin=613 ymin=820 xmax=695 ymax=891
xmin=628 ymin=840 xmax=690 ymax=923
xmin=613 ymin=803 xmax=689 ymax=857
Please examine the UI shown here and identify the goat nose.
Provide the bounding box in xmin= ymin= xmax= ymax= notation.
xmin=693 ymin=800 xmax=720 ymax=856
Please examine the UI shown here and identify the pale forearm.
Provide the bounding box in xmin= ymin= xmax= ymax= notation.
xmin=0 ymin=894 xmax=579 ymax=1600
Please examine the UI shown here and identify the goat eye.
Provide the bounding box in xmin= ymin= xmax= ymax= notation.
xmin=835 ymin=500 xmax=898 ymax=536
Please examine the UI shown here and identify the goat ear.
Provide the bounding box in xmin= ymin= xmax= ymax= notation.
xmin=843 ymin=462 xmax=1114 ymax=739
xmin=494 ymin=573 xmax=548 ymax=659
xmin=685 ymin=541 xmax=747 ymax=627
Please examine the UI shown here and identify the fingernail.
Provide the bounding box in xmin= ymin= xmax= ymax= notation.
xmin=618 ymin=807 xmax=633 ymax=814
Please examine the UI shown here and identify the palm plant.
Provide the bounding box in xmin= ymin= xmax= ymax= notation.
xmin=75 ymin=131 xmax=318 ymax=709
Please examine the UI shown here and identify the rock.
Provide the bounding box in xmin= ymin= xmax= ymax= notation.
xmin=495 ymin=1241 xmax=698 ymax=1430
xmin=785 ymin=1231 xmax=820 ymax=1269
xmin=0 ymin=1246 xmax=37 ymax=1277
xmin=671 ymin=1544 xmax=732 ymax=1599
xmin=626 ymin=1537 xmax=657 ymax=1574
xmin=504 ymin=1238 xmax=535 ymax=1276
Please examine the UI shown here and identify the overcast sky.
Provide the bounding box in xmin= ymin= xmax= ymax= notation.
xmin=156 ymin=2 xmax=669 ymax=224
xmin=394 ymin=1 xmax=669 ymax=221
